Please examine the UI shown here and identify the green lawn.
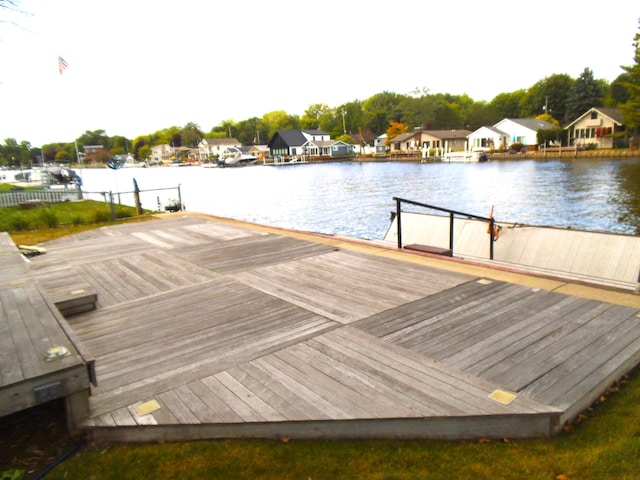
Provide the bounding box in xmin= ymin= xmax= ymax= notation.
xmin=0 ymin=199 xmax=153 ymax=244
xmin=45 ymin=369 xmax=640 ymax=480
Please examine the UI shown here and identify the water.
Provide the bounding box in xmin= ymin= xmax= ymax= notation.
xmin=78 ymin=158 xmax=640 ymax=240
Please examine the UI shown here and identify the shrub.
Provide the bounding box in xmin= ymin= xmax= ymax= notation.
xmin=92 ymin=209 xmax=111 ymax=223
xmin=71 ymin=214 xmax=85 ymax=226
xmin=38 ymin=208 xmax=59 ymax=228
xmin=115 ymin=207 xmax=133 ymax=219
xmin=10 ymin=214 xmax=30 ymax=231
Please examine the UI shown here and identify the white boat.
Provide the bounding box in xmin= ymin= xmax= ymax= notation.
xmin=443 ymin=149 xmax=488 ymax=163
xmin=220 ymin=153 xmax=258 ymax=167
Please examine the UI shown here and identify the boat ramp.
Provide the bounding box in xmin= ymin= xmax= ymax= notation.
xmin=2 ymin=214 xmax=640 ymax=442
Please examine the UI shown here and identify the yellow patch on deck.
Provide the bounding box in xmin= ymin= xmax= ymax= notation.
xmin=70 ymin=289 xmax=86 ymax=295
xmin=477 ymin=279 xmax=493 ymax=285
xmin=489 ymin=390 xmax=517 ymax=405
xmin=135 ymin=400 xmax=161 ymax=416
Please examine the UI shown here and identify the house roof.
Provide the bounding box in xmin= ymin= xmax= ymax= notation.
xmin=202 ymin=138 xmax=241 ymax=146
xmin=389 ymin=131 xmax=420 ymax=143
xmin=498 ymin=118 xmax=556 ymax=131
xmin=302 ymin=129 xmax=329 ymax=137
xmin=423 ymin=129 xmax=472 ymax=140
xmin=563 ymin=107 xmax=623 ymax=130
xmin=469 ymin=125 xmax=508 ymax=136
xmin=272 ymin=130 xmax=308 ymax=147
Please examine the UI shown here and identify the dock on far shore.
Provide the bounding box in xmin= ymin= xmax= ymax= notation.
xmin=2 ymin=213 xmax=640 ymax=443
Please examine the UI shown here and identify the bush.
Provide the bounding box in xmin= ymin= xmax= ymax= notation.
xmin=10 ymin=214 xmax=30 ymax=231
xmin=71 ymin=214 xmax=85 ymax=226
xmin=38 ymin=208 xmax=59 ymax=228
xmin=115 ymin=207 xmax=134 ymax=219
xmin=92 ymin=209 xmax=111 ymax=223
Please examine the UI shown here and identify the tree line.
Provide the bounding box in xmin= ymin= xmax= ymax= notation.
xmin=2 ymin=19 xmax=639 ymax=167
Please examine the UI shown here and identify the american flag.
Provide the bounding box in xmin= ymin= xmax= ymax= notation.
xmin=58 ymin=56 xmax=69 ymax=75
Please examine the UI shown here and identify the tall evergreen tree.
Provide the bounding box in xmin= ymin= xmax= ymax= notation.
xmin=564 ymin=67 xmax=604 ymax=123
xmin=620 ymin=19 xmax=640 ymax=147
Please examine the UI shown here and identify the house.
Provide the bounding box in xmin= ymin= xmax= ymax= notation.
xmin=150 ymin=144 xmax=173 ymax=165
xmin=374 ymin=134 xmax=388 ymax=154
xmin=468 ymin=126 xmax=508 ymax=151
xmin=387 ymin=129 xmax=472 ymax=153
xmin=468 ymin=118 xmax=556 ymax=151
xmin=199 ymin=138 xmax=242 ymax=161
xmin=564 ymin=107 xmax=625 ymax=149
xmin=267 ymin=129 xmax=330 ymax=158
xmin=348 ymin=132 xmax=376 ymax=155
xmin=248 ymin=145 xmax=270 ymax=160
xmin=420 ymin=130 xmax=471 ymax=152
xmin=82 ymin=145 xmax=105 ymax=164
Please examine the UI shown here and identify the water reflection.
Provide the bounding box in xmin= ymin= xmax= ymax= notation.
xmin=79 ymin=157 xmax=640 ymax=240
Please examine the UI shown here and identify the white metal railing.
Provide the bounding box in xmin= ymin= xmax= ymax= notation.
xmin=0 ymin=188 xmax=82 ymax=207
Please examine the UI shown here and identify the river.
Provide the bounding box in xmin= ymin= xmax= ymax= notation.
xmin=77 ymin=158 xmax=640 ymax=240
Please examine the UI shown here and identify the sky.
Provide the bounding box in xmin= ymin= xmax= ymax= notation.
xmin=0 ymin=0 xmax=638 ymax=147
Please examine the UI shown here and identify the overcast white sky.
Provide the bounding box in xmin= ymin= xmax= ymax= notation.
xmin=0 ymin=0 xmax=638 ymax=146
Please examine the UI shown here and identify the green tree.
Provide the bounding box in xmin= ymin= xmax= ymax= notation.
xmin=77 ymin=129 xmax=112 ymax=150
xmin=137 ymin=144 xmax=151 ymax=161
xmin=300 ymin=104 xmax=330 ymax=130
xmin=620 ymin=19 xmax=640 ymax=147
xmin=489 ymin=90 xmax=526 ymax=120
xmin=362 ymin=92 xmax=404 ymax=134
xmin=260 ymin=110 xmax=300 ymax=140
xmin=181 ymin=122 xmax=203 ymax=147
xmin=520 ymin=74 xmax=574 ymax=122
xmin=564 ymin=67 xmax=604 ymax=123
xmin=609 ymin=72 xmax=633 ymax=105
xmin=55 ymin=150 xmax=72 ymax=162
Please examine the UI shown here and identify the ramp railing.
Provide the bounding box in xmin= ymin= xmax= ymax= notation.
xmin=393 ymin=197 xmax=497 ymax=260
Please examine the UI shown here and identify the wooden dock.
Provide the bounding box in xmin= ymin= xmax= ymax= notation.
xmin=7 ymin=215 xmax=640 ymax=441
xmin=0 ymin=233 xmax=93 ymax=431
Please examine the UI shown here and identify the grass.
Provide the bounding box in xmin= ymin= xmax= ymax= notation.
xmin=44 ymin=373 xmax=640 ymax=480
xmin=0 ymin=199 xmax=154 ymax=244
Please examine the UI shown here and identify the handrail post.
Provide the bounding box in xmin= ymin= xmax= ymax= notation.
xmin=396 ymin=198 xmax=402 ymax=249
xmin=489 ymin=217 xmax=495 ymax=260
xmin=449 ymin=212 xmax=454 ymax=252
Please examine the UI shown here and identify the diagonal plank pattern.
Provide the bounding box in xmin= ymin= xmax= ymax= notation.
xmin=20 ymin=215 xmax=640 ymax=441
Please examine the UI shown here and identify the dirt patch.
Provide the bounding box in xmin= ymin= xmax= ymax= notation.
xmin=0 ymin=399 xmax=84 ymax=479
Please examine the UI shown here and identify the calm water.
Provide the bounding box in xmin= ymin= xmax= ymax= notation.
xmin=78 ymin=158 xmax=640 ymax=240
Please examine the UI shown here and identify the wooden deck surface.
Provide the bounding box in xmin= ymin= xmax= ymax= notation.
xmin=0 ymin=233 xmax=91 ymax=422
xmin=20 ymin=215 xmax=640 ymax=441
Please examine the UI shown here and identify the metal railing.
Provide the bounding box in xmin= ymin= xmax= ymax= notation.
xmin=393 ymin=197 xmax=497 ymax=260
xmin=0 ymin=188 xmax=82 ymax=207
xmin=83 ymin=185 xmax=183 ymax=220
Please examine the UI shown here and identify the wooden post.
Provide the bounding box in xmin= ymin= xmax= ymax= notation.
xmin=133 ymin=178 xmax=142 ymax=215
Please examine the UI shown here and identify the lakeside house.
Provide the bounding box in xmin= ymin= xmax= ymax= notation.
xmin=564 ymin=107 xmax=625 ymax=149
xmin=198 ymin=138 xmax=242 ymax=162
xmin=468 ymin=118 xmax=556 ymax=151
xmin=387 ymin=129 xmax=472 ymax=154
xmin=267 ymin=129 xmax=355 ymax=159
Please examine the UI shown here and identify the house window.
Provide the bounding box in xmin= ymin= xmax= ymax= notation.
xmin=590 ymin=111 xmax=598 ymax=120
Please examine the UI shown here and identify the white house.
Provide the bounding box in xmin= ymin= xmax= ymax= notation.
xmin=199 ymin=138 xmax=242 ymax=161
xmin=374 ymin=134 xmax=388 ymax=154
xmin=468 ymin=118 xmax=556 ymax=151
xmin=150 ymin=144 xmax=173 ymax=165
xmin=467 ymin=126 xmax=508 ymax=151
xmin=564 ymin=107 xmax=625 ymax=149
